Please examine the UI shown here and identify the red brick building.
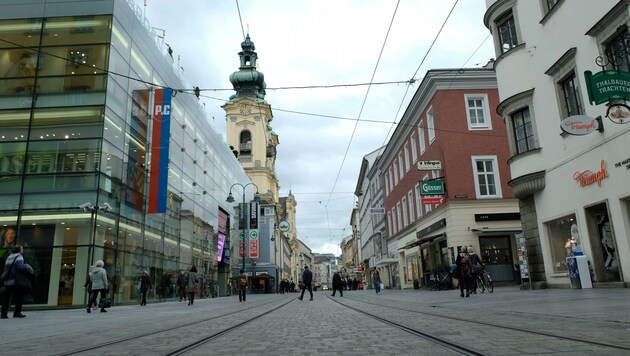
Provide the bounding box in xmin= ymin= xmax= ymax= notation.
xmin=377 ymin=62 xmax=521 ymax=289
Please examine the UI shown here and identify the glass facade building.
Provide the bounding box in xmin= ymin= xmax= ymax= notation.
xmin=0 ymin=0 xmax=250 ymax=307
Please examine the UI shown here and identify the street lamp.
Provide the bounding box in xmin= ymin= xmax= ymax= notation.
xmin=226 ymin=183 xmax=261 ymax=275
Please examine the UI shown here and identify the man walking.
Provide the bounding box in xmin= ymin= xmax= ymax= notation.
xmin=297 ymin=265 xmax=313 ymax=301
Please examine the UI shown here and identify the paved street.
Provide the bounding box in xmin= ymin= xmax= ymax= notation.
xmin=1 ymin=286 xmax=629 ymax=355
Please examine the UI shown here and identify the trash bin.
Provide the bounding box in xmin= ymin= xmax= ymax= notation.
xmin=413 ymin=279 xmax=419 ymax=289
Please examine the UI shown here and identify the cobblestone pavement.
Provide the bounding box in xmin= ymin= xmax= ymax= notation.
xmin=0 ymin=286 xmax=628 ymax=355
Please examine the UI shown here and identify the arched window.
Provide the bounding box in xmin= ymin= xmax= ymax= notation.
xmin=239 ymin=130 xmax=252 ymax=154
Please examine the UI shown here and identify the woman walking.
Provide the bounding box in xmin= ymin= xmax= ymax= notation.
xmin=187 ymin=266 xmax=197 ymax=306
xmin=456 ymin=246 xmax=472 ymax=298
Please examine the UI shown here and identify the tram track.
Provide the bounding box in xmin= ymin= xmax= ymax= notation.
xmin=332 ymin=293 xmax=630 ymax=354
xmin=56 ymin=297 xmax=294 ymax=356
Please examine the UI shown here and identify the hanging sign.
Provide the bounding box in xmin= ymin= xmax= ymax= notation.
xmin=420 ymin=180 xmax=445 ymax=195
xmin=560 ymin=115 xmax=601 ymax=135
xmin=606 ymin=103 xmax=630 ymax=124
xmin=417 ymin=160 xmax=442 ymax=170
xmin=584 ymin=70 xmax=630 ymax=105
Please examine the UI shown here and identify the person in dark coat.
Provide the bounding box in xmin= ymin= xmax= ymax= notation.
xmin=331 ymin=272 xmax=343 ymax=297
xmin=187 ymin=266 xmax=197 ymax=306
xmin=297 ymin=266 xmax=313 ymax=301
xmin=177 ymin=271 xmax=187 ymax=302
xmin=237 ymin=269 xmax=247 ymax=302
xmin=139 ymin=270 xmax=152 ymax=306
xmin=456 ymin=246 xmax=472 ymax=298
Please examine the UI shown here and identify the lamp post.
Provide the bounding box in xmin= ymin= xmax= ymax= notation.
xmin=226 ymin=183 xmax=261 ymax=275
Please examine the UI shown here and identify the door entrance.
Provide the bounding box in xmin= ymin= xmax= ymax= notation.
xmin=585 ymin=203 xmax=620 ymax=282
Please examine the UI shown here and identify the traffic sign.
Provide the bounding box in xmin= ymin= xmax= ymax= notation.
xmin=421 ymin=197 xmax=445 ymax=205
xmin=417 ymin=160 xmax=442 ymax=170
xmin=278 ymin=220 xmax=290 ymax=232
xmin=420 ymin=180 xmax=445 ymax=195
xmin=249 ymin=230 xmax=259 ymax=240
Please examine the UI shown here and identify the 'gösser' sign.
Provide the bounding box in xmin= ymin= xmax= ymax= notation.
xmin=420 ymin=181 xmax=445 ymax=195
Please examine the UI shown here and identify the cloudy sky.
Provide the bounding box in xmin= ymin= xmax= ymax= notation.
xmin=137 ymin=0 xmax=495 ymax=255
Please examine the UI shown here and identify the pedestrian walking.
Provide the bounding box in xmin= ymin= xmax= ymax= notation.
xmin=468 ymin=248 xmax=483 ymax=294
xmin=297 ymin=265 xmax=313 ymax=301
xmin=1 ymin=245 xmax=35 ymax=319
xmin=456 ymin=246 xmax=472 ymax=298
xmin=83 ymin=265 xmax=97 ymax=309
xmin=187 ymin=266 xmax=197 ymax=306
xmin=139 ymin=270 xmax=152 ymax=306
xmin=177 ymin=271 xmax=187 ymax=302
xmin=86 ymin=260 xmax=109 ymax=313
xmin=237 ymin=269 xmax=247 ymax=302
xmin=331 ymin=272 xmax=343 ymax=297
xmin=373 ymin=270 xmax=382 ymax=294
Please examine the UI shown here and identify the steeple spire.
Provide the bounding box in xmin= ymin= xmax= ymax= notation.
xmin=228 ymin=34 xmax=266 ymax=102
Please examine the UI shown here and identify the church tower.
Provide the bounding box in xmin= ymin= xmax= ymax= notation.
xmin=223 ymin=34 xmax=279 ymax=204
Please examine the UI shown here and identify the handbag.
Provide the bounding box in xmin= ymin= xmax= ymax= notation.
xmin=1 ymin=258 xmax=17 ymax=282
xmin=15 ymin=269 xmax=34 ymax=290
xmin=98 ymin=297 xmax=111 ymax=308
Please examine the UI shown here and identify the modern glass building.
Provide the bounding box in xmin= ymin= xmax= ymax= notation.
xmin=0 ymin=0 xmax=251 ymax=308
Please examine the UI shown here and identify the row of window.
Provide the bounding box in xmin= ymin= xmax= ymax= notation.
xmin=493 ymin=2 xmax=629 ymax=156
xmin=384 ymin=94 xmax=491 ymax=195
xmin=386 ymin=156 xmax=502 ymax=237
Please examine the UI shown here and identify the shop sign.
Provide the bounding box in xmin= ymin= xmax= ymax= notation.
xmin=370 ymin=207 xmax=385 ymax=214
xmin=584 ymin=70 xmax=630 ymax=105
xmin=417 ymin=160 xmax=442 ymax=170
xmin=421 ymin=197 xmax=444 ymax=205
xmin=573 ymin=160 xmax=608 ymax=188
xmin=419 ymin=180 xmax=445 ymax=195
xmin=560 ymin=115 xmax=601 ymax=135
xmin=606 ymin=103 xmax=630 ymax=124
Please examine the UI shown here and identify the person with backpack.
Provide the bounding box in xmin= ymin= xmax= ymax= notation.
xmin=237 ymin=269 xmax=247 ymax=302
xmin=456 ymin=246 xmax=472 ymax=298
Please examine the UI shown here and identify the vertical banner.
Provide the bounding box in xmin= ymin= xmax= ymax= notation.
xmin=217 ymin=209 xmax=228 ymax=262
xmin=148 ymin=88 xmax=172 ymax=214
xmin=249 ymin=202 xmax=259 ymax=258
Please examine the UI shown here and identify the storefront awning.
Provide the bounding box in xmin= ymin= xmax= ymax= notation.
xmin=399 ymin=233 xmax=445 ymax=250
xmin=471 ymin=227 xmax=522 ymax=233
xmin=375 ymin=258 xmax=398 ymax=267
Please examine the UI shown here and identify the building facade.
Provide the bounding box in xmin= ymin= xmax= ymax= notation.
xmin=378 ymin=64 xmax=521 ymax=289
xmin=0 ymin=0 xmax=251 ymax=308
xmin=485 ymin=0 xmax=630 ymax=288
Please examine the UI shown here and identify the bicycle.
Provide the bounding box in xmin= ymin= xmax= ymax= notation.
xmin=476 ymin=269 xmax=494 ymax=293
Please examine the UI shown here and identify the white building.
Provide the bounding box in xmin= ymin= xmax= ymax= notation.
xmin=484 ymin=0 xmax=630 ymax=287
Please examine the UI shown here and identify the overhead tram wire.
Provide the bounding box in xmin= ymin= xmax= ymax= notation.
xmin=324 ymin=0 xmax=401 ymax=207
xmin=380 ymin=0 xmax=460 ymax=148
xmin=235 ymin=0 xmax=246 ymax=40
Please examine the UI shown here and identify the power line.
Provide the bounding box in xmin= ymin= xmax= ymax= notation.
xmin=325 ymin=0 xmax=401 ymax=207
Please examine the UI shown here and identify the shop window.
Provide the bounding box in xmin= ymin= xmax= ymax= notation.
xmin=545 ymin=214 xmax=577 ymax=273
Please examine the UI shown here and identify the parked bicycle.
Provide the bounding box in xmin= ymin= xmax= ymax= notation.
xmin=476 ymin=268 xmax=494 ymax=293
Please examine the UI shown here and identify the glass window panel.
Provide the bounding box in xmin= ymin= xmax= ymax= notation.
xmin=0 ymin=176 xmax=21 ymax=209
xmin=35 ymin=76 xmax=107 ymax=108
xmin=41 ymin=15 xmax=112 ymax=46
xmin=0 ymin=77 xmax=36 ymax=110
xmin=0 ymin=141 xmax=27 ymax=174
xmin=103 ymin=111 xmax=125 ymax=148
xmin=31 ymin=106 xmax=104 ymax=139
xmin=0 ymin=48 xmax=41 ymax=78
xmin=36 ymin=44 xmax=108 ymax=78
xmin=22 ymin=173 xmax=98 ymax=209
xmin=129 ymin=46 xmax=152 ymax=82
xmin=0 ymin=18 xmax=43 ymax=49
xmin=129 ymin=89 xmax=150 ymax=139
xmin=108 ymin=47 xmax=130 ymax=90
xmin=0 ymin=110 xmax=30 ymax=143
xmin=101 ymin=141 xmax=124 ymax=180
xmin=26 ymin=139 xmax=101 ymax=174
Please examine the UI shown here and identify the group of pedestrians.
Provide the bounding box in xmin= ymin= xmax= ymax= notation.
xmin=455 ymin=245 xmax=483 ymax=298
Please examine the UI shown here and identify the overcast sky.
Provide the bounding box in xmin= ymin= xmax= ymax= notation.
xmin=137 ymin=0 xmax=495 ymax=255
